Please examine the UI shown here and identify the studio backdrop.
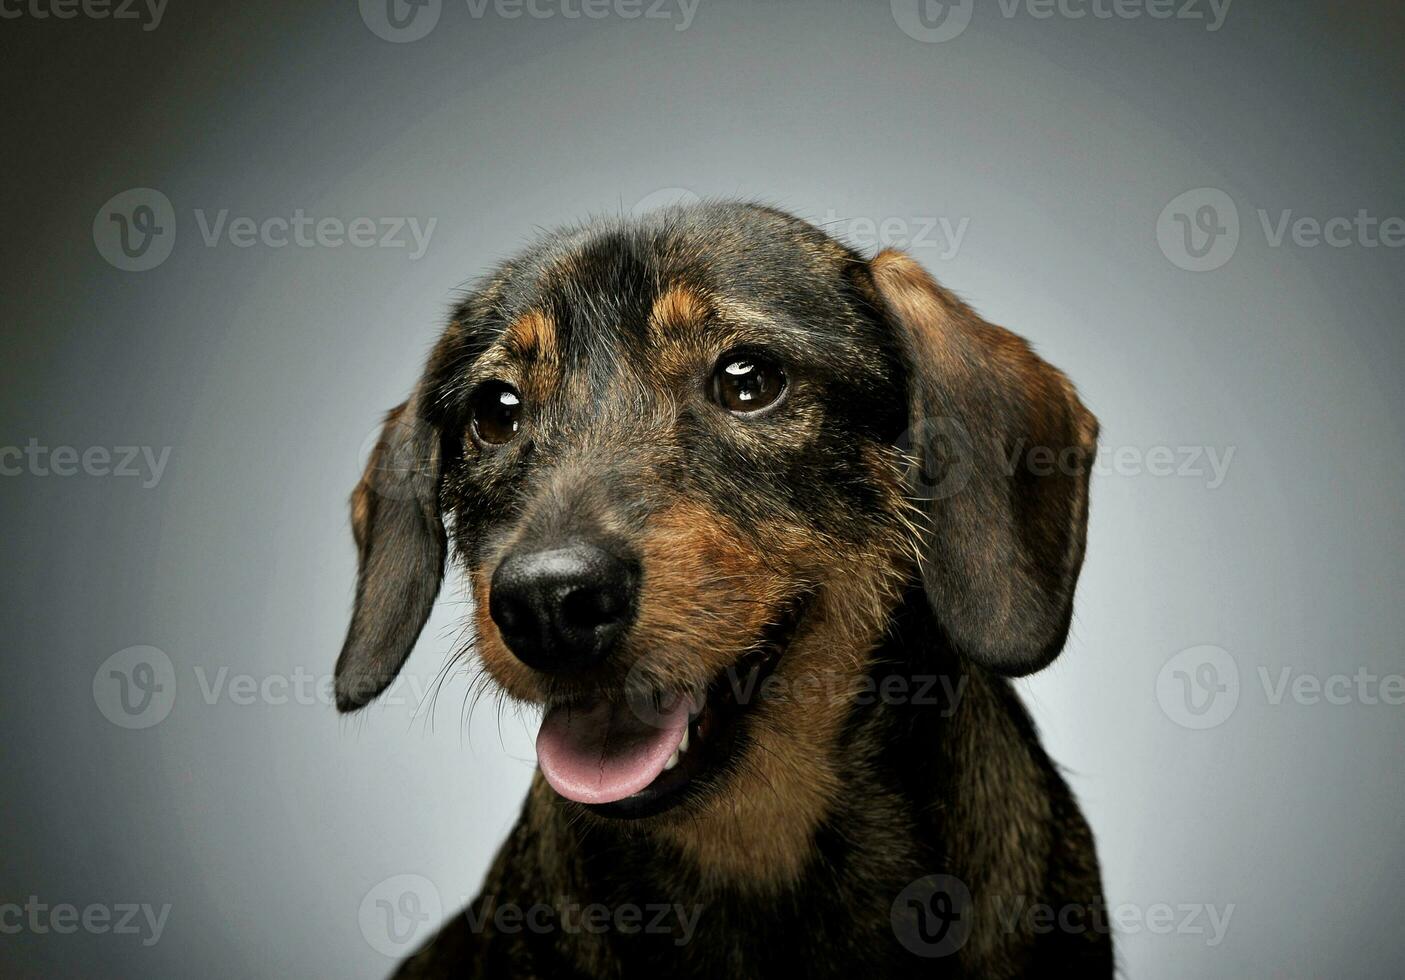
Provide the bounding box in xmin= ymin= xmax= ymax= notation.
xmin=2 ymin=1 xmax=1402 ymax=977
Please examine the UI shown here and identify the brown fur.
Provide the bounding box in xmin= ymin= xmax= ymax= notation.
xmin=334 ymin=203 xmax=1109 ymax=978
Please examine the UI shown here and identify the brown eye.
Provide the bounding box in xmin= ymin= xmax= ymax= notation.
xmin=470 ymin=382 xmax=523 ymax=446
xmin=711 ymin=354 xmax=786 ymax=414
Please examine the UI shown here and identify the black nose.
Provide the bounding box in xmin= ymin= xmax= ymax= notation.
xmin=488 ymin=544 xmax=637 ymax=672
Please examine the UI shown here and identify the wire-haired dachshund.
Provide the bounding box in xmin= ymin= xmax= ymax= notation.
xmin=335 ymin=201 xmax=1109 ymax=977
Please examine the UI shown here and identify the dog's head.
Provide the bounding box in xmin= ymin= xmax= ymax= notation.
xmin=335 ymin=202 xmax=1095 ymax=874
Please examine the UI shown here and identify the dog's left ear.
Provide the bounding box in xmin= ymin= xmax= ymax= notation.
xmin=867 ymin=249 xmax=1098 ymax=676
xmin=333 ymin=389 xmax=446 ymax=711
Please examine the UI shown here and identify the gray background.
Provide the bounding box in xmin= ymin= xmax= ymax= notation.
xmin=2 ymin=0 xmax=1403 ymax=976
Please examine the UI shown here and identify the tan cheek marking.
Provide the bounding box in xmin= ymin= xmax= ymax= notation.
xmin=654 ymin=530 xmax=911 ymax=892
xmin=628 ymin=503 xmax=788 ymax=689
xmin=469 ymin=565 xmax=544 ymax=703
xmin=478 ymin=477 xmax=911 ymax=892
xmin=629 ymin=497 xmax=914 ymax=891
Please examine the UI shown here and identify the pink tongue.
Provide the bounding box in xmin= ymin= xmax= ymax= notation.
xmin=536 ymin=696 xmax=690 ymax=805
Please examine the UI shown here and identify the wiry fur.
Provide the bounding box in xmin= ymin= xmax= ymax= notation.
xmin=334 ymin=202 xmax=1109 ymax=977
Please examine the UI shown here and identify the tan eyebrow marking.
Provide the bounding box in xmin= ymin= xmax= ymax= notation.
xmin=502 ymin=310 xmax=558 ymax=362
xmin=708 ymin=297 xmax=773 ymax=328
xmin=648 ymin=284 xmax=711 ymax=343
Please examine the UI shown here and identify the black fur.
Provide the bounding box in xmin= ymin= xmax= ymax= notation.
xmin=334 ymin=201 xmax=1108 ymax=977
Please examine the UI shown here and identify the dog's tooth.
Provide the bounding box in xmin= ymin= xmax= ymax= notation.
xmin=679 ymin=727 xmax=691 ymax=753
xmin=663 ymin=749 xmax=680 ymax=771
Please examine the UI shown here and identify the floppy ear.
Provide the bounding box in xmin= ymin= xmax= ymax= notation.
xmin=334 ymin=390 xmax=446 ymax=711
xmin=869 ymin=249 xmax=1098 ymax=676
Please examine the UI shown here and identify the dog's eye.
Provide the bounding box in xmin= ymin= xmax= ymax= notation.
xmin=470 ymin=382 xmax=523 ymax=446
xmin=711 ymin=354 xmax=786 ymax=414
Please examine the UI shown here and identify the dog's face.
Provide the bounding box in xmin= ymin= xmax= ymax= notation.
xmin=335 ymin=202 xmax=1096 ymax=883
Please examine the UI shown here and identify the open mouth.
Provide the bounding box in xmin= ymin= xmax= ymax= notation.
xmin=534 ymin=593 xmax=812 ymax=818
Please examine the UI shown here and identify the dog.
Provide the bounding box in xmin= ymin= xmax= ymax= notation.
xmin=334 ymin=201 xmax=1109 ymax=977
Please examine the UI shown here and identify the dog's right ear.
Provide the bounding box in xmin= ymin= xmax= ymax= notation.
xmin=334 ymin=390 xmax=446 ymax=712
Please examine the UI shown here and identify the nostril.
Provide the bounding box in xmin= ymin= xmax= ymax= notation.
xmin=560 ymin=585 xmax=626 ymax=632
xmin=490 ymin=593 xmax=526 ymax=635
